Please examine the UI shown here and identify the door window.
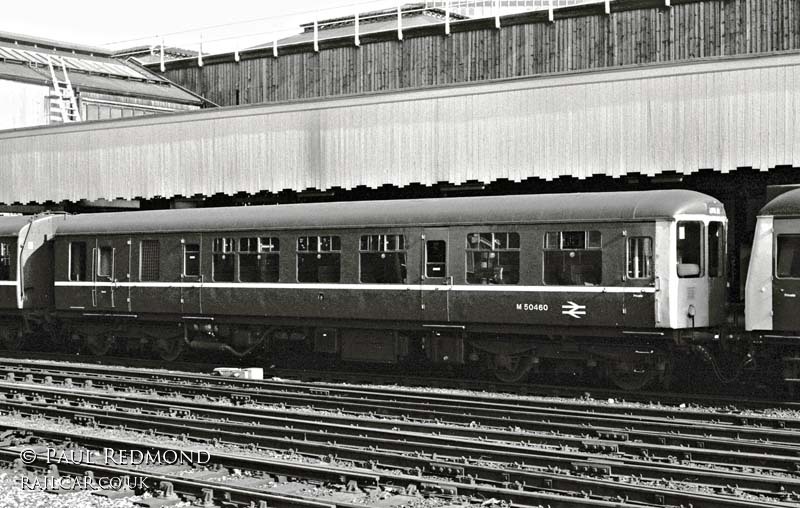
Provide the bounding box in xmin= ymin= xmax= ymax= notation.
xmin=183 ymin=243 xmax=200 ymax=277
xmin=425 ymin=240 xmax=447 ymax=278
xmin=69 ymin=242 xmax=87 ymax=281
xmin=627 ymin=237 xmax=653 ymax=280
xmin=708 ymin=222 xmax=725 ymax=278
xmin=97 ymin=246 xmax=113 ymax=278
xmin=0 ymin=242 xmax=10 ymax=281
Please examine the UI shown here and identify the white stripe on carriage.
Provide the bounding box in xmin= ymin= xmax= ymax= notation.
xmin=54 ymin=281 xmax=656 ymax=293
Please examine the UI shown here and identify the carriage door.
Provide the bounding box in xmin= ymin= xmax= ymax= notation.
xmin=623 ymin=227 xmax=657 ymax=328
xmin=93 ymin=238 xmax=130 ymax=310
xmin=180 ymin=236 xmax=203 ymax=314
xmin=707 ymin=221 xmax=727 ymax=325
xmin=675 ymin=221 xmax=709 ymax=327
xmin=772 ymin=219 xmax=800 ymax=331
xmin=419 ymin=229 xmax=451 ymax=322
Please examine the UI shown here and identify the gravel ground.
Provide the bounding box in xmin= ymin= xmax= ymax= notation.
xmin=0 ymin=471 xmax=143 ymax=508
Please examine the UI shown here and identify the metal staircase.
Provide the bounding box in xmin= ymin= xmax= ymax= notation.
xmin=47 ymin=56 xmax=81 ymax=123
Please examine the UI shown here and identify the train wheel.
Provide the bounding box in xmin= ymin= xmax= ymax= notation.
xmin=608 ymin=361 xmax=656 ymax=391
xmin=85 ymin=334 xmax=114 ymax=356
xmin=0 ymin=327 xmax=24 ymax=351
xmin=154 ymin=337 xmax=184 ymax=362
xmin=492 ymin=353 xmax=535 ymax=383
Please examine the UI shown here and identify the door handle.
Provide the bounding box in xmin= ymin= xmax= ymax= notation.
xmin=784 ymin=293 xmax=797 ymax=298
xmin=632 ymin=293 xmax=644 ymax=298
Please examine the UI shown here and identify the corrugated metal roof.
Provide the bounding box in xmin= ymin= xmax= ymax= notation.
xmin=0 ymin=34 xmax=203 ymax=105
xmin=0 ymin=51 xmax=798 ymax=204
xmin=0 ymin=31 xmax=109 ymax=57
xmin=0 ymin=61 xmax=48 ymax=84
xmin=56 ymin=190 xmax=720 ymax=236
xmin=67 ymin=71 xmax=202 ymax=104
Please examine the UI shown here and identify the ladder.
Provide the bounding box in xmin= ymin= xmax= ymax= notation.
xmin=47 ymin=56 xmax=81 ymax=123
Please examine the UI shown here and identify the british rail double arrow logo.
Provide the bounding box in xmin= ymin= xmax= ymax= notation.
xmin=561 ymin=301 xmax=587 ymax=319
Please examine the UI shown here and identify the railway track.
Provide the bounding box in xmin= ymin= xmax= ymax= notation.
xmin=0 ymin=350 xmax=784 ymax=407
xmin=0 ymin=358 xmax=798 ymax=506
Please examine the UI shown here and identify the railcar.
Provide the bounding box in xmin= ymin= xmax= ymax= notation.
xmin=747 ymin=188 xmax=800 ymax=384
xmin=0 ymin=214 xmax=58 ymax=349
xmin=48 ymin=190 xmax=727 ymax=388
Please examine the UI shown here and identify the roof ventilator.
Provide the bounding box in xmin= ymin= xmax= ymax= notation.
xmin=47 ymin=55 xmax=81 ymax=123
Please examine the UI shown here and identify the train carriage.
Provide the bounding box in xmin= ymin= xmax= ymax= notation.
xmin=50 ymin=190 xmax=727 ymax=387
xmin=0 ymin=214 xmax=58 ymax=348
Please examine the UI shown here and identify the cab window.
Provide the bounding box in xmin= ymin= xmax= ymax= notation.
xmin=777 ymin=235 xmax=800 ymax=278
xmin=677 ymin=222 xmax=703 ymax=278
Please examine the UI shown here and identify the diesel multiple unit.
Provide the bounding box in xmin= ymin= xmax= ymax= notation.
xmin=0 ymin=188 xmax=797 ymax=389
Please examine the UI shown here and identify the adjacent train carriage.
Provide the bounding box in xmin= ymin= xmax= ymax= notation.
xmin=746 ymin=188 xmax=800 ymax=382
xmin=0 ymin=214 xmax=58 ymax=348
xmin=52 ymin=190 xmax=726 ymax=386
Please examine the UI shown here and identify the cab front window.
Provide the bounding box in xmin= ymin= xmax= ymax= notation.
xmin=677 ymin=221 xmax=703 ymax=278
xmin=777 ymin=235 xmax=800 ymax=278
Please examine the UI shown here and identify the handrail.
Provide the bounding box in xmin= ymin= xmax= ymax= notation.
xmin=111 ymin=0 xmax=620 ymax=66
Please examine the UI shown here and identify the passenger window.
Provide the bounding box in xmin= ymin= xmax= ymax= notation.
xmin=97 ymin=246 xmax=113 ymax=278
xmin=0 ymin=242 xmax=10 ymax=281
xmin=239 ymin=237 xmax=280 ymax=282
xmin=708 ymin=222 xmax=725 ymax=278
xmin=212 ymin=238 xmax=235 ymax=282
xmin=677 ymin=221 xmax=703 ymax=278
xmin=69 ymin=242 xmax=87 ymax=281
xmin=297 ymin=235 xmax=341 ymax=282
xmin=183 ymin=243 xmax=200 ymax=278
xmin=627 ymin=237 xmax=653 ymax=280
xmin=543 ymin=231 xmax=602 ymax=285
xmin=777 ymin=235 xmax=800 ymax=278
xmin=139 ymin=240 xmax=160 ymax=281
xmin=466 ymin=232 xmax=520 ymax=284
xmin=360 ymin=234 xmax=407 ymax=283
xmin=425 ymin=240 xmax=447 ymax=278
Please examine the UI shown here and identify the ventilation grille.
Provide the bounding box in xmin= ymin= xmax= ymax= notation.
xmin=140 ymin=240 xmax=160 ymax=281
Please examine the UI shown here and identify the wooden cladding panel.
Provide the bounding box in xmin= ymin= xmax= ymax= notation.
xmin=163 ymin=0 xmax=800 ymax=107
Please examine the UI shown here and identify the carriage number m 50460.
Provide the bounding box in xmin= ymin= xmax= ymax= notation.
xmin=516 ymin=303 xmax=549 ymax=311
